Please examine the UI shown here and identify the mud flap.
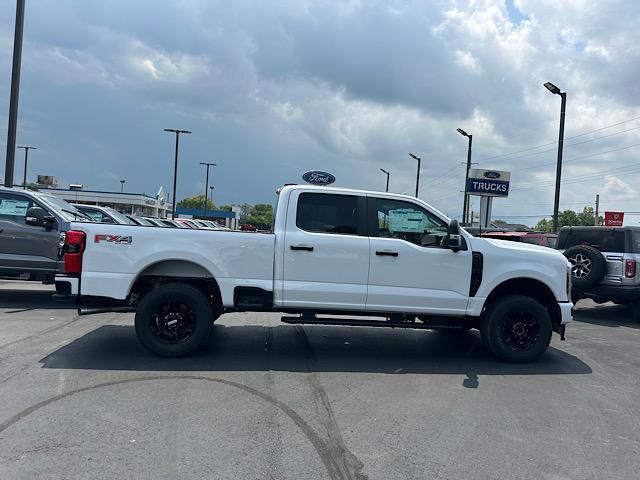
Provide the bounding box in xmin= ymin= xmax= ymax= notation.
xmin=553 ymin=323 xmax=566 ymax=341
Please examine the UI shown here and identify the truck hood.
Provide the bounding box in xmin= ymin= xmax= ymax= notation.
xmin=470 ymin=236 xmax=569 ymax=263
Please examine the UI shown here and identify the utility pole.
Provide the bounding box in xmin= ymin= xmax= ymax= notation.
xmin=457 ymin=128 xmax=473 ymax=223
xmin=380 ymin=168 xmax=390 ymax=192
xmin=4 ymin=0 xmax=26 ymax=188
xmin=17 ymin=145 xmax=35 ymax=188
xmin=200 ymin=162 xmax=216 ymax=217
xmin=163 ymin=128 xmax=191 ymax=219
xmin=544 ymin=82 xmax=567 ymax=233
xmin=409 ymin=153 xmax=421 ymax=198
xmin=594 ymin=194 xmax=600 ymax=226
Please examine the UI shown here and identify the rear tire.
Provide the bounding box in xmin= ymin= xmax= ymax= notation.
xmin=480 ymin=294 xmax=553 ymax=363
xmin=135 ymin=283 xmax=214 ymax=357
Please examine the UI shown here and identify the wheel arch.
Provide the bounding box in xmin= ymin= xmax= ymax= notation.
xmin=482 ymin=277 xmax=561 ymax=326
xmin=127 ymin=259 xmax=223 ymax=314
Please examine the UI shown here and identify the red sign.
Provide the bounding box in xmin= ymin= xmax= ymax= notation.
xmin=604 ymin=211 xmax=624 ymax=226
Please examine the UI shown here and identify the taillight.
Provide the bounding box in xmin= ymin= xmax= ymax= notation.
xmin=625 ymin=259 xmax=636 ymax=278
xmin=64 ymin=230 xmax=86 ymax=276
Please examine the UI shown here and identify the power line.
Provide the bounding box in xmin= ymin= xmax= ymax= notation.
xmin=476 ymin=114 xmax=640 ymax=163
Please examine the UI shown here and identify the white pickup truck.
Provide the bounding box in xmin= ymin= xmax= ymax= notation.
xmin=55 ymin=185 xmax=573 ymax=362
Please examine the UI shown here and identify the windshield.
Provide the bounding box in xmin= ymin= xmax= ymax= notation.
xmin=38 ymin=195 xmax=94 ymax=222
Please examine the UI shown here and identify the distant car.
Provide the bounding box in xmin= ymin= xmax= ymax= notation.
xmin=75 ymin=204 xmax=133 ymax=225
xmin=558 ymin=226 xmax=640 ymax=319
xmin=481 ymin=231 xmax=558 ymax=248
xmin=127 ymin=215 xmax=153 ymax=226
xmin=240 ymin=223 xmax=256 ymax=231
xmin=140 ymin=217 xmax=167 ymax=227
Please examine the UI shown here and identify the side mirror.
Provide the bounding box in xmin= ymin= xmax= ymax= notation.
xmin=25 ymin=206 xmax=45 ymax=227
xmin=446 ymin=219 xmax=462 ymax=251
xmin=25 ymin=207 xmax=54 ymax=229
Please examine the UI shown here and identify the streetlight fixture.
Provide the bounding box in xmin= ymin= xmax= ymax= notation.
xmin=409 ymin=153 xmax=421 ymax=197
xmin=4 ymin=0 xmax=26 ymax=188
xmin=543 ymin=81 xmax=567 ymax=233
xmin=164 ymin=128 xmax=191 ymax=219
xmin=16 ymin=145 xmax=36 ymax=189
xmin=457 ymin=128 xmax=473 ymax=224
xmin=120 ymin=179 xmax=125 ymax=193
xmin=379 ymin=168 xmax=390 ymax=192
xmin=200 ymin=162 xmax=216 ymax=217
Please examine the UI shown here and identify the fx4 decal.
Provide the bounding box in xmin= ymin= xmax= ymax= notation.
xmin=94 ymin=234 xmax=133 ymax=244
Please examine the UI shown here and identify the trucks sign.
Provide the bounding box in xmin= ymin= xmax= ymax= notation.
xmin=465 ymin=169 xmax=511 ymax=197
xmin=604 ymin=211 xmax=624 ymax=226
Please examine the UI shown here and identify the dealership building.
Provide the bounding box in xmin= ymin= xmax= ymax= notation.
xmin=41 ymin=184 xmax=172 ymax=218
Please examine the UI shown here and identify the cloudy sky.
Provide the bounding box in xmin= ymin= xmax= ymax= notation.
xmin=1 ymin=0 xmax=639 ymax=224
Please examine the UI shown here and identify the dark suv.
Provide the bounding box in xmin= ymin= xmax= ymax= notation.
xmin=557 ymin=226 xmax=640 ymax=319
xmin=0 ymin=187 xmax=92 ymax=283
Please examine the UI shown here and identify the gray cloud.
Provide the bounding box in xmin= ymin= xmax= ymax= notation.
xmin=0 ymin=0 xmax=639 ymax=224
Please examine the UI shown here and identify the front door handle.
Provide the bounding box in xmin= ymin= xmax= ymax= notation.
xmin=376 ymin=250 xmax=398 ymax=257
xmin=290 ymin=244 xmax=314 ymax=252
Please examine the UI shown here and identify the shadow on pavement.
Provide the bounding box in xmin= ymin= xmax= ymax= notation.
xmin=573 ymin=302 xmax=640 ymax=330
xmin=40 ymin=324 xmax=591 ymax=376
xmin=0 ymin=289 xmax=70 ymax=311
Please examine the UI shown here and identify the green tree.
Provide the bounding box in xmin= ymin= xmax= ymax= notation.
xmin=176 ymin=195 xmax=214 ymax=210
xmin=534 ymin=218 xmax=552 ymax=232
xmin=245 ymin=204 xmax=275 ymax=230
xmin=535 ymin=206 xmax=604 ymax=231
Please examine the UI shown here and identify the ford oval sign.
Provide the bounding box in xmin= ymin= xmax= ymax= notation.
xmin=302 ymin=170 xmax=335 ymax=185
xmin=483 ymin=171 xmax=501 ymax=179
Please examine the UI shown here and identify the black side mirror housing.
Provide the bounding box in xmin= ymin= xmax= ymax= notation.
xmin=25 ymin=206 xmax=45 ymax=227
xmin=447 ymin=219 xmax=462 ymax=251
xmin=25 ymin=206 xmax=55 ymax=229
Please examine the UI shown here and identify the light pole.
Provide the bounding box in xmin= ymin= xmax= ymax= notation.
xmin=120 ymin=179 xmax=125 ymax=193
xmin=209 ymin=186 xmax=214 ymax=207
xmin=164 ymin=128 xmax=191 ymax=219
xmin=409 ymin=153 xmax=421 ymax=197
xmin=4 ymin=0 xmax=26 ymax=188
xmin=544 ymin=82 xmax=567 ymax=233
xmin=457 ymin=128 xmax=473 ymax=223
xmin=380 ymin=168 xmax=390 ymax=192
xmin=16 ymin=145 xmax=35 ymax=189
xmin=200 ymin=162 xmax=216 ymax=217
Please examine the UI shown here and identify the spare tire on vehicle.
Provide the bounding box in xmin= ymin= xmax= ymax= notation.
xmin=563 ymin=245 xmax=606 ymax=288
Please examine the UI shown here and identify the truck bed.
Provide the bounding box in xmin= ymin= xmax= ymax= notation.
xmin=72 ymin=222 xmax=275 ymax=306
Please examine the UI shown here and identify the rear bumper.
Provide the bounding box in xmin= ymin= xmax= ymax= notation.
xmin=54 ymin=276 xmax=79 ymax=300
xmin=574 ymin=284 xmax=640 ymax=303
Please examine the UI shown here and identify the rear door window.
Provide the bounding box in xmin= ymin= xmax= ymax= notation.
xmin=562 ymin=229 xmax=625 ymax=252
xmin=296 ymin=193 xmax=360 ymax=235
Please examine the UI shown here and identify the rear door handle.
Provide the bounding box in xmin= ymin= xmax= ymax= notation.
xmin=376 ymin=250 xmax=398 ymax=257
xmin=290 ymin=244 xmax=314 ymax=252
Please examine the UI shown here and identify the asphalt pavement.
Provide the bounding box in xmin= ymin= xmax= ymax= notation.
xmin=0 ymin=281 xmax=638 ymax=480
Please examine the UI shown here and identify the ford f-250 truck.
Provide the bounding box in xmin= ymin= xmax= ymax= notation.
xmin=55 ymin=185 xmax=573 ymax=363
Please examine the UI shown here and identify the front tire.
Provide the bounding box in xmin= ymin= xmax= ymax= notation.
xmin=135 ymin=283 xmax=214 ymax=357
xmin=480 ymin=294 xmax=553 ymax=363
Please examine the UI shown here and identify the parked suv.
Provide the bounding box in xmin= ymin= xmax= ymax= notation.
xmin=0 ymin=187 xmax=92 ymax=283
xmin=558 ymin=226 xmax=640 ymax=318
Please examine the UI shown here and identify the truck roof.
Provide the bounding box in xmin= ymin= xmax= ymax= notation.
xmin=279 ymin=184 xmax=451 ymax=221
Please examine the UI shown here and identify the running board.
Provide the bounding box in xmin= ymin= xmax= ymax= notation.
xmin=280 ymin=316 xmax=467 ymax=330
xmin=77 ymin=306 xmax=136 ymax=316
